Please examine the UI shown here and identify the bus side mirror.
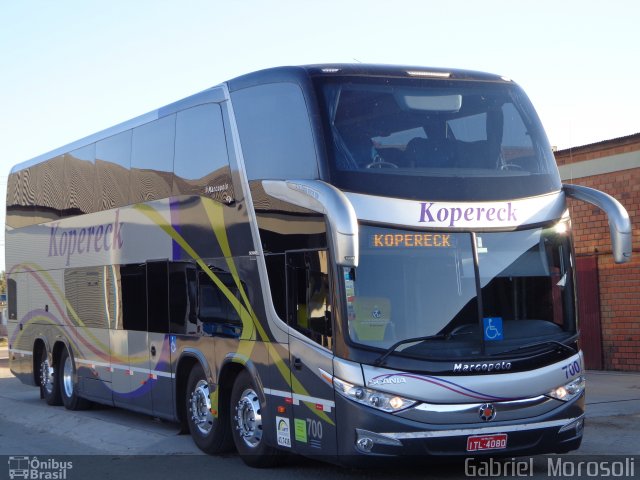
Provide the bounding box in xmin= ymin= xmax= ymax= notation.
xmin=563 ymin=184 xmax=632 ymax=264
xmin=263 ymin=180 xmax=359 ymax=267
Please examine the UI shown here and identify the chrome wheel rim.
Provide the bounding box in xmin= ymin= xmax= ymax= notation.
xmin=40 ymin=357 xmax=54 ymax=394
xmin=190 ymin=380 xmax=213 ymax=435
xmin=62 ymin=355 xmax=74 ymax=398
xmin=234 ymin=388 xmax=262 ymax=448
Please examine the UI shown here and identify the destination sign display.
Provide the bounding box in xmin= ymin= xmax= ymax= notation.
xmin=370 ymin=233 xmax=451 ymax=248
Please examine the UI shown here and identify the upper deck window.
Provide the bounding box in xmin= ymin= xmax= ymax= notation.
xmin=314 ymin=76 xmax=561 ymax=201
xmin=231 ymin=82 xmax=319 ymax=181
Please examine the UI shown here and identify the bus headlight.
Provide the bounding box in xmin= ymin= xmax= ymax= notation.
xmin=548 ymin=376 xmax=585 ymax=402
xmin=554 ymin=220 xmax=569 ymax=235
xmin=333 ymin=376 xmax=417 ymax=412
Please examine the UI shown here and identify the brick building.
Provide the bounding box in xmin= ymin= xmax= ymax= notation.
xmin=555 ymin=133 xmax=640 ymax=371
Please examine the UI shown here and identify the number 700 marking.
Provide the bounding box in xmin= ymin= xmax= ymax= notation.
xmin=562 ymin=360 xmax=581 ymax=378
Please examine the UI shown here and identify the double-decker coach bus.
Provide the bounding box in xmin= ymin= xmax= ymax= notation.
xmin=6 ymin=65 xmax=632 ymax=466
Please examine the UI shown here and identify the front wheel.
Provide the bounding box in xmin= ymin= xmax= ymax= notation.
xmin=230 ymin=370 xmax=281 ymax=468
xmin=59 ymin=347 xmax=92 ymax=410
xmin=186 ymin=363 xmax=232 ymax=454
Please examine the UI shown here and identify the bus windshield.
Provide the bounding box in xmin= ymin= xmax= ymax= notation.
xmin=314 ymin=76 xmax=561 ymax=201
xmin=344 ymin=223 xmax=576 ymax=360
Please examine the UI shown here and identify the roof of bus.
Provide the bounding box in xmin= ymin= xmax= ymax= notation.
xmin=226 ymin=64 xmax=508 ymax=91
xmin=10 ymin=64 xmax=508 ymax=173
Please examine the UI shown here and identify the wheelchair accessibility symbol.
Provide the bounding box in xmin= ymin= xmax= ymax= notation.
xmin=483 ymin=317 xmax=503 ymax=341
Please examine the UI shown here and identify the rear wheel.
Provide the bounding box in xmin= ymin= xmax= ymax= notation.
xmin=59 ymin=347 xmax=92 ymax=410
xmin=39 ymin=347 xmax=62 ymax=406
xmin=186 ymin=363 xmax=232 ymax=454
xmin=230 ymin=370 xmax=281 ymax=468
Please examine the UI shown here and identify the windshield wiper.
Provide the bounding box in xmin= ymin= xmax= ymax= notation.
xmin=490 ymin=340 xmax=576 ymax=357
xmin=374 ymin=332 xmax=471 ymax=367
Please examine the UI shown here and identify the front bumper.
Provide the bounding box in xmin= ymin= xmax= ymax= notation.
xmin=335 ymin=392 xmax=584 ymax=464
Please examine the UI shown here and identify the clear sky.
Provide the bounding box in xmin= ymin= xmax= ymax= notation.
xmin=1 ymin=0 xmax=639 ymax=269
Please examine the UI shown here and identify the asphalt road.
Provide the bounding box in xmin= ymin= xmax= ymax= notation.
xmin=1 ymin=348 xmax=639 ymax=480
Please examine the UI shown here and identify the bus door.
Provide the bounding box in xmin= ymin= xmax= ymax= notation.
xmin=285 ymin=250 xmax=337 ymax=457
xmin=117 ymin=261 xmax=173 ymax=417
xmin=116 ymin=263 xmax=149 ymax=412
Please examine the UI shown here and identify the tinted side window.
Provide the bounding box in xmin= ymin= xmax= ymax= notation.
xmin=257 ymin=212 xmax=327 ymax=254
xmin=6 ymin=156 xmax=65 ymax=227
xmin=198 ymin=268 xmax=243 ymax=338
xmin=96 ymin=131 xmax=132 ymax=209
xmin=65 ymin=144 xmax=97 ymax=214
xmin=166 ymin=262 xmax=243 ymax=338
xmin=121 ymin=264 xmax=147 ymax=331
xmin=232 ymin=83 xmax=318 ymax=180
xmin=131 ymin=115 xmax=176 ymax=203
xmin=264 ymin=254 xmax=286 ymax=319
xmin=174 ymin=104 xmax=233 ymax=202
xmin=286 ymin=250 xmax=332 ymax=348
xmin=169 ymin=264 xmax=198 ymax=335
xmin=147 ymin=261 xmax=169 ymax=334
xmin=5 ymin=171 xmax=23 ymax=228
xmin=7 ymin=278 xmax=17 ymax=320
xmin=34 ymin=154 xmax=66 ymax=217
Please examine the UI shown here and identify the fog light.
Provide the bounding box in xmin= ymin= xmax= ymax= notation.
xmin=355 ymin=428 xmax=403 ymax=449
xmin=356 ymin=437 xmax=374 ymax=452
xmin=559 ymin=415 xmax=585 ymax=433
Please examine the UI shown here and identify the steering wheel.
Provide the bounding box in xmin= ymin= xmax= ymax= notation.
xmin=499 ymin=163 xmax=524 ymax=171
xmin=366 ymin=147 xmax=398 ymax=169
xmin=447 ymin=324 xmax=475 ymax=338
xmin=365 ymin=160 xmax=398 ymax=169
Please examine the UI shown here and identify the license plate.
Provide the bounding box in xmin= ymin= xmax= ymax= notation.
xmin=466 ymin=433 xmax=508 ymax=451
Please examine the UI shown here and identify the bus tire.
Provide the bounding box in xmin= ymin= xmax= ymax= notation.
xmin=230 ymin=369 xmax=281 ymax=468
xmin=59 ymin=347 xmax=92 ymax=410
xmin=186 ymin=363 xmax=232 ymax=454
xmin=39 ymin=347 xmax=62 ymax=406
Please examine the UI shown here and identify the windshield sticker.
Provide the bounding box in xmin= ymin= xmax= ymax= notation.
xmin=344 ymin=268 xmax=356 ymax=321
xmin=371 ymin=233 xmax=451 ymax=248
xmin=483 ymin=317 xmax=504 ymax=341
xmin=294 ymin=418 xmax=308 ymax=443
xmin=476 ymin=236 xmax=488 ymax=253
xmin=276 ymin=416 xmax=291 ymax=447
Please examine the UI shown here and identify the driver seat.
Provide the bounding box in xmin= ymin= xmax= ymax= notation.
xmin=405 ymin=137 xmax=451 ymax=168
